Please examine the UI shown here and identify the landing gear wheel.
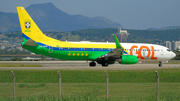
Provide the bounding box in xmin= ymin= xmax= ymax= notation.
xmin=102 ymin=62 xmax=109 ymax=67
xmin=89 ymin=61 xmax=96 ymax=67
xmin=159 ymin=62 xmax=162 ymax=67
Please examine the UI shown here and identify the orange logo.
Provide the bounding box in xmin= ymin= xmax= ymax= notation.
xmin=130 ymin=45 xmax=157 ymax=60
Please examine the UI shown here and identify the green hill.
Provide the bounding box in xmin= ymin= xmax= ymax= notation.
xmin=2 ymin=28 xmax=180 ymax=44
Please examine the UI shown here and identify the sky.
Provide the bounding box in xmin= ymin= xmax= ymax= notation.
xmin=0 ymin=0 xmax=180 ymax=29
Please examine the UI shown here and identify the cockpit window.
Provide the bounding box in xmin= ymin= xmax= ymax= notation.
xmin=167 ymin=49 xmax=170 ymax=52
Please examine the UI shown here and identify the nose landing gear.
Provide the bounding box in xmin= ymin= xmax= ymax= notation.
xmin=159 ymin=62 xmax=162 ymax=67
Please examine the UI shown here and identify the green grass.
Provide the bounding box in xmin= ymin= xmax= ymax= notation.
xmin=18 ymin=83 xmax=45 ymax=88
xmin=167 ymin=62 xmax=180 ymax=64
xmin=0 ymin=69 xmax=179 ymax=100
xmin=0 ymin=69 xmax=179 ymax=83
xmin=0 ymin=64 xmax=42 ymax=67
xmin=0 ymin=83 xmax=179 ymax=101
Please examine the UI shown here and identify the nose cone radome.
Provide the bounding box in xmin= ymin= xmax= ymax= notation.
xmin=172 ymin=52 xmax=176 ymax=58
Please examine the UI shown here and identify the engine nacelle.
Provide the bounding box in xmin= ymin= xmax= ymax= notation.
xmin=118 ymin=55 xmax=137 ymax=64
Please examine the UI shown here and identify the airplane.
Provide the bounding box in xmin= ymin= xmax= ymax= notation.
xmin=16 ymin=7 xmax=176 ymax=67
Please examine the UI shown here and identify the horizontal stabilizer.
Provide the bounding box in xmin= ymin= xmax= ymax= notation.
xmin=23 ymin=39 xmax=37 ymax=46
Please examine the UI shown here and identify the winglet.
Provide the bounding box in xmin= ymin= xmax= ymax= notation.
xmin=114 ymin=35 xmax=122 ymax=48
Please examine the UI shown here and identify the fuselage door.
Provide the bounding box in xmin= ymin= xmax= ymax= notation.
xmin=49 ymin=45 xmax=53 ymax=53
xmin=160 ymin=48 xmax=164 ymax=55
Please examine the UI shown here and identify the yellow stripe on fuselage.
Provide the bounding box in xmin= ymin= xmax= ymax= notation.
xmin=40 ymin=39 xmax=129 ymax=54
xmin=41 ymin=40 xmax=116 ymax=48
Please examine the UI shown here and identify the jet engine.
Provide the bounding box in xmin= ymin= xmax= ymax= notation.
xmin=118 ymin=55 xmax=137 ymax=64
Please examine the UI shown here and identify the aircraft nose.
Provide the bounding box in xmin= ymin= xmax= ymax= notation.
xmin=172 ymin=52 xmax=176 ymax=58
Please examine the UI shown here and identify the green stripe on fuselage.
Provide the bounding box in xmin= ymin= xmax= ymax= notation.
xmin=23 ymin=45 xmax=109 ymax=60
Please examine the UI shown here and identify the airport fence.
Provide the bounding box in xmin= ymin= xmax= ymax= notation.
xmin=0 ymin=70 xmax=180 ymax=101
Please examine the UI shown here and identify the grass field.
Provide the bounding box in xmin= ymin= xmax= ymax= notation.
xmin=0 ymin=69 xmax=180 ymax=100
xmin=0 ymin=69 xmax=179 ymax=83
xmin=0 ymin=64 xmax=42 ymax=67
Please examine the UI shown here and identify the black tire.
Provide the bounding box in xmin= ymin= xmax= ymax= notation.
xmin=159 ymin=62 xmax=162 ymax=67
xmin=102 ymin=63 xmax=109 ymax=67
xmin=89 ymin=61 xmax=96 ymax=67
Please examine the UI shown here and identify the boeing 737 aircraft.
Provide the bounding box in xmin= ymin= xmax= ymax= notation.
xmin=17 ymin=7 xmax=176 ymax=67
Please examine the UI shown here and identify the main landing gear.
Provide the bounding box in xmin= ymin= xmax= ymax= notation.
xmin=102 ymin=62 xmax=109 ymax=67
xmin=89 ymin=61 xmax=109 ymax=67
xmin=159 ymin=61 xmax=162 ymax=67
xmin=89 ymin=61 xmax=96 ymax=67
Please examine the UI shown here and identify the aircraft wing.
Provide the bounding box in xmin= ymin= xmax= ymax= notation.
xmin=97 ymin=35 xmax=124 ymax=60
